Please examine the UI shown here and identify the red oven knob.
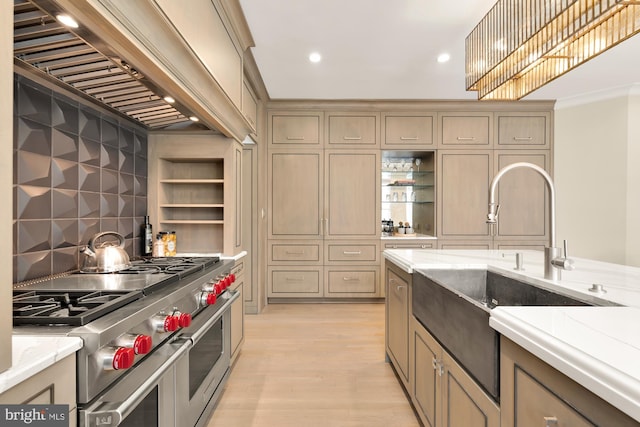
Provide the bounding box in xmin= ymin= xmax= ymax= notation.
xmin=223 ymin=276 xmax=231 ymax=288
xmin=214 ymin=281 xmax=224 ymax=295
xmin=200 ymin=291 xmax=217 ymax=306
xmin=152 ymin=314 xmax=179 ymax=333
xmin=115 ymin=334 xmax=152 ymax=355
xmin=176 ymin=312 xmax=192 ymax=328
xmin=229 ymin=273 xmax=236 ymax=283
xmin=133 ymin=335 xmax=152 ymax=355
xmin=103 ymin=347 xmax=135 ymax=371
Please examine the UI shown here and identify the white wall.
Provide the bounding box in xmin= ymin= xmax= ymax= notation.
xmin=555 ymin=85 xmax=640 ymax=266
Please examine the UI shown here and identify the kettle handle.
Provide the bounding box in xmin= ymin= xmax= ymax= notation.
xmin=88 ymin=231 xmax=126 ymax=251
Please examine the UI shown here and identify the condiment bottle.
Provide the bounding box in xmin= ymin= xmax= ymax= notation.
xmin=153 ymin=234 xmax=165 ymax=257
xmin=142 ymin=216 xmax=153 ymax=257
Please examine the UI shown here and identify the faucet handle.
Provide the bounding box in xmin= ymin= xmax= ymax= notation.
xmin=551 ymin=240 xmax=575 ymax=271
xmin=486 ymin=203 xmax=500 ymax=224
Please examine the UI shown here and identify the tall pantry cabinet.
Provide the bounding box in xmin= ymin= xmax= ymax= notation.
xmin=267 ymin=111 xmax=381 ymax=299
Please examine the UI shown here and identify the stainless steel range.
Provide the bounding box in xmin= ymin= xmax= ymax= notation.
xmin=13 ymin=256 xmax=238 ymax=427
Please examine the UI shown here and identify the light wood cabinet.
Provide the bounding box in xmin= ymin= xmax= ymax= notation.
xmin=148 ymin=132 xmax=241 ymax=254
xmin=412 ymin=318 xmax=499 ymax=427
xmin=269 ymin=112 xmax=323 ymax=146
xmin=0 ymin=354 xmax=77 ymax=425
xmin=385 ymin=261 xmax=411 ymax=388
xmin=326 ymin=112 xmax=379 ymax=148
xmin=438 ymin=112 xmax=492 ymax=148
xmin=229 ymin=260 xmax=245 ymax=365
xmin=268 ymin=149 xmax=323 ymax=239
xmin=325 ymin=150 xmax=380 ymax=238
xmin=496 ymin=112 xmax=551 ymax=149
xmin=500 ymin=336 xmax=638 ymax=427
xmin=268 ymin=266 xmax=322 ymax=297
xmin=493 ymin=150 xmax=550 ymax=242
xmin=382 ymin=113 xmax=436 ymax=148
xmin=437 ymin=149 xmax=551 ymax=247
xmin=437 ymin=150 xmax=493 ymax=240
xmin=242 ymin=79 xmax=258 ymax=132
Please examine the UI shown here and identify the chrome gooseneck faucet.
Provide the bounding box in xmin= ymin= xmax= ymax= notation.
xmin=487 ymin=162 xmax=574 ymax=280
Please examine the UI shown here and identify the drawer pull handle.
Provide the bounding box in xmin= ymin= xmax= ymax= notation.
xmin=400 ymin=136 xmax=418 ymax=140
xmin=286 ymin=250 xmax=305 ymax=255
xmin=343 ymin=136 xmax=362 ymax=140
xmin=513 ymin=136 xmax=533 ymax=141
xmin=431 ymin=358 xmax=444 ymax=376
xmin=456 ymin=136 xmax=476 ymax=141
xmin=343 ymin=277 xmax=360 ymax=282
xmin=543 ymin=417 xmax=558 ymax=426
xmin=286 ymin=136 xmax=305 ymax=140
xmin=285 ymin=277 xmax=305 ymax=282
xmin=343 ymin=251 xmax=362 ymax=255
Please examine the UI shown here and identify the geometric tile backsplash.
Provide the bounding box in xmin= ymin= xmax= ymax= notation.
xmin=13 ymin=75 xmax=148 ymax=283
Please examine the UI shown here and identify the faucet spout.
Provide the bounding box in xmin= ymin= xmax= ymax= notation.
xmin=487 ymin=162 xmax=570 ymax=280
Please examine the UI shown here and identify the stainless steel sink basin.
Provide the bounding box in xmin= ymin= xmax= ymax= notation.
xmin=412 ymin=268 xmax=619 ymax=401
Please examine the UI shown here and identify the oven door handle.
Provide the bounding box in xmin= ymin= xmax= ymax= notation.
xmin=80 ymin=338 xmax=192 ymax=427
xmin=182 ymin=290 xmax=240 ymax=345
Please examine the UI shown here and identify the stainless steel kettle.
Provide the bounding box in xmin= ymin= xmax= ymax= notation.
xmin=80 ymin=231 xmax=131 ymax=273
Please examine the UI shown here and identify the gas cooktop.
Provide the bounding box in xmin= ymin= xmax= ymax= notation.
xmin=12 ymin=256 xmax=221 ymax=326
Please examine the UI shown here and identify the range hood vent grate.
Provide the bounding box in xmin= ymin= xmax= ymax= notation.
xmin=13 ymin=0 xmax=207 ymax=130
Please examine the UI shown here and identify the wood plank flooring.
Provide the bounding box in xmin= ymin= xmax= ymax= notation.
xmin=206 ymin=303 xmax=420 ymax=427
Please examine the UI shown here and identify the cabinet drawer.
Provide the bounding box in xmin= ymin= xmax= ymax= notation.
xmin=271 ymin=243 xmax=321 ymax=262
xmin=327 ymin=114 xmax=378 ymax=147
xmin=269 ymin=269 xmax=321 ymax=295
xmin=270 ymin=114 xmax=322 ymax=145
xmin=383 ymin=115 xmax=435 ymax=147
xmin=497 ymin=114 xmax=549 ymax=148
xmin=326 ymin=269 xmax=378 ymax=295
xmin=440 ymin=114 xmax=491 ymax=147
xmin=327 ymin=243 xmax=378 ymax=262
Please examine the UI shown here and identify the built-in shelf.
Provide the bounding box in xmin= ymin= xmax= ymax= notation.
xmin=160 ymin=220 xmax=224 ymax=224
xmin=160 ymin=204 xmax=224 ymax=208
xmin=160 ymin=179 xmax=224 ymax=184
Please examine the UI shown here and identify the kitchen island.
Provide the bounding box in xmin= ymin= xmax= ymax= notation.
xmin=384 ymin=248 xmax=640 ymax=425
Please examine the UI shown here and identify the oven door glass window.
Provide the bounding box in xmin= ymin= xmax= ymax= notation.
xmin=189 ymin=317 xmax=223 ymax=398
xmin=120 ymin=388 xmax=159 ymax=427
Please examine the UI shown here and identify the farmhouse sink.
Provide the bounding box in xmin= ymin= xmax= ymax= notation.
xmin=412 ymin=268 xmax=619 ymax=401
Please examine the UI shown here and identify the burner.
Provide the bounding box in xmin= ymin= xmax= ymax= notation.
xmin=118 ymin=265 xmax=163 ymax=274
xmin=12 ymin=290 xmax=142 ymax=326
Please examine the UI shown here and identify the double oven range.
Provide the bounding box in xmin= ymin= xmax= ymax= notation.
xmin=12 ymin=256 xmax=238 ymax=427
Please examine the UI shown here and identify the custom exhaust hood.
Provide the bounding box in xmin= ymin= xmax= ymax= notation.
xmin=13 ymin=0 xmax=215 ymax=131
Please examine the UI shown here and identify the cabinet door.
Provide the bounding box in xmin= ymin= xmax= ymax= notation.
xmin=496 ymin=113 xmax=550 ymax=149
xmin=441 ymin=351 xmax=500 ymax=427
xmin=438 ymin=113 xmax=492 ymax=147
xmin=230 ymin=275 xmax=244 ymax=365
xmin=325 ymin=150 xmax=380 ymax=238
xmin=325 ymin=267 xmax=378 ymax=297
xmin=412 ymin=319 xmax=440 ymax=427
xmin=269 ymin=112 xmax=323 ymax=146
xmin=382 ymin=113 xmax=435 ymax=148
xmin=437 ymin=150 xmax=492 ymax=239
xmin=269 ymin=150 xmax=323 ymax=238
xmin=326 ymin=113 xmax=379 ymax=147
xmin=493 ymin=151 xmax=549 ymax=241
xmin=386 ymin=268 xmax=409 ymax=383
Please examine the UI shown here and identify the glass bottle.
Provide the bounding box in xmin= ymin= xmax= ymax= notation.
xmin=142 ymin=216 xmax=153 ymax=257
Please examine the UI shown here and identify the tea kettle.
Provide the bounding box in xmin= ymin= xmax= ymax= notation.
xmin=80 ymin=231 xmax=131 ymax=273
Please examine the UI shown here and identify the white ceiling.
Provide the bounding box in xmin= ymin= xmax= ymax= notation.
xmin=239 ymin=0 xmax=640 ymax=101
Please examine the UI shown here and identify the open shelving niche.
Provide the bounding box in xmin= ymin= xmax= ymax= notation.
xmin=158 ymin=157 xmax=225 ymax=253
xmin=381 ymin=151 xmax=435 ymax=237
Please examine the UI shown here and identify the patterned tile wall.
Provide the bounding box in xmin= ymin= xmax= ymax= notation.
xmin=13 ymin=75 xmax=148 ymax=283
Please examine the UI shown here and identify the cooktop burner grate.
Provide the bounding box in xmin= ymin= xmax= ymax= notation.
xmin=12 ymin=290 xmax=142 ymax=326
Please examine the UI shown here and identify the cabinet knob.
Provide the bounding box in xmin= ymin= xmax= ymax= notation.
xmin=543 ymin=416 xmax=558 ymax=426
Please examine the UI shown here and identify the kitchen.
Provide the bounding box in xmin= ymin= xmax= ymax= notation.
xmin=2 ymin=0 xmax=640 ymax=426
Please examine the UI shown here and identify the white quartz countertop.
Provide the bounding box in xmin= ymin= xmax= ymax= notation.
xmin=0 ymin=336 xmax=82 ymax=395
xmin=383 ymin=249 xmax=640 ymax=422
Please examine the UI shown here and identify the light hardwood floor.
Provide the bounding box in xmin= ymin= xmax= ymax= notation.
xmin=207 ymin=303 xmax=420 ymax=427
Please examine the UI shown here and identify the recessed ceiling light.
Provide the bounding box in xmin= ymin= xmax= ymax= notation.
xmin=56 ymin=14 xmax=78 ymax=28
xmin=437 ymin=53 xmax=451 ymax=63
xmin=309 ymin=52 xmax=322 ymax=63
xmin=164 ymin=96 xmax=175 ymax=104
xmin=189 ymin=116 xmax=199 ymax=122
